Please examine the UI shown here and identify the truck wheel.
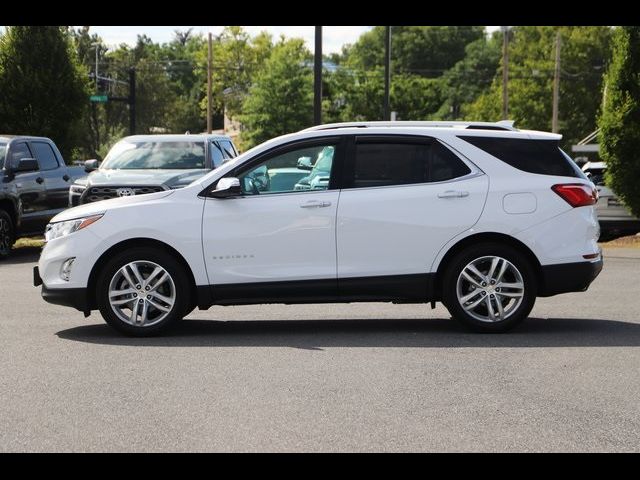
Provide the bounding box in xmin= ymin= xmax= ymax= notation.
xmin=0 ymin=210 xmax=15 ymax=260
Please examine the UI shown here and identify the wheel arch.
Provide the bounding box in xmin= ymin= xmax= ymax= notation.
xmin=87 ymin=237 xmax=197 ymax=311
xmin=433 ymin=232 xmax=543 ymax=299
xmin=0 ymin=198 xmax=18 ymax=229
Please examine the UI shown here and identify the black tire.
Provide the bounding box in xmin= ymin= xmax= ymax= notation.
xmin=96 ymin=247 xmax=191 ymax=336
xmin=0 ymin=210 xmax=15 ymax=260
xmin=442 ymin=242 xmax=537 ymax=333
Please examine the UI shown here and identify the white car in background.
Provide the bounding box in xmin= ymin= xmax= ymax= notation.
xmin=582 ymin=161 xmax=640 ymax=239
xmin=35 ymin=120 xmax=603 ymax=336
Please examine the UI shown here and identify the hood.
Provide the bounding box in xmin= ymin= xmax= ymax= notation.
xmin=51 ymin=190 xmax=175 ymax=223
xmin=77 ymin=168 xmax=208 ymax=188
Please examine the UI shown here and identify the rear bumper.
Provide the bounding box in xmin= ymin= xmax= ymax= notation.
xmin=539 ymin=259 xmax=603 ymax=297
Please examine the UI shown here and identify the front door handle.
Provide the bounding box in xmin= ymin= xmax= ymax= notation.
xmin=300 ymin=200 xmax=332 ymax=208
xmin=35 ymin=177 xmax=44 ymax=184
xmin=438 ymin=190 xmax=469 ymax=198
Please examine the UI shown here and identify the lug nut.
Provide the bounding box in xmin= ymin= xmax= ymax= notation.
xmin=481 ymin=282 xmax=487 ymax=287
xmin=133 ymin=293 xmax=137 ymax=297
xmin=481 ymin=291 xmax=486 ymax=296
xmin=136 ymin=285 xmax=141 ymax=289
xmin=139 ymin=299 xmax=144 ymax=304
xmin=145 ymin=286 xmax=150 ymax=291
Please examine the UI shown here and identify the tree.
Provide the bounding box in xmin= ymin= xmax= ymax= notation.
xmin=466 ymin=26 xmax=612 ymax=148
xmin=0 ymin=26 xmax=90 ymax=158
xmin=598 ymin=26 xmax=640 ymax=217
xmin=240 ymin=38 xmax=313 ymax=148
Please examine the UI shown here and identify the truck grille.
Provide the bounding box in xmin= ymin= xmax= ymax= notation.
xmin=85 ymin=186 xmax=165 ymax=203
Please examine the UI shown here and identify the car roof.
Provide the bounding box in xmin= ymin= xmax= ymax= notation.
xmin=582 ymin=161 xmax=606 ymax=170
xmin=119 ymin=134 xmax=233 ymax=143
xmin=0 ymin=135 xmax=54 ymax=143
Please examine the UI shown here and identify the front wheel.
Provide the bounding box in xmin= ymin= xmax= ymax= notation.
xmin=0 ymin=210 xmax=15 ymax=260
xmin=442 ymin=243 xmax=537 ymax=333
xmin=96 ymin=247 xmax=191 ymax=336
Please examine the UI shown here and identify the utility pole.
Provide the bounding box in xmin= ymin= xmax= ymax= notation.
xmin=501 ymin=26 xmax=509 ymax=120
xmin=383 ymin=26 xmax=391 ymax=121
xmin=552 ymin=31 xmax=562 ymax=133
xmin=207 ymin=32 xmax=213 ymax=134
xmin=129 ymin=67 xmax=136 ymax=135
xmin=314 ymin=26 xmax=323 ymax=125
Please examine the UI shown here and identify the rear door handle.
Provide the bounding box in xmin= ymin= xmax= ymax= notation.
xmin=63 ymin=174 xmax=70 ymax=181
xmin=300 ymin=200 xmax=332 ymax=208
xmin=438 ymin=190 xmax=469 ymax=198
xmin=35 ymin=177 xmax=44 ymax=184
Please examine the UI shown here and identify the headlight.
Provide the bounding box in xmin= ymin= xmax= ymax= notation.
xmin=45 ymin=214 xmax=103 ymax=242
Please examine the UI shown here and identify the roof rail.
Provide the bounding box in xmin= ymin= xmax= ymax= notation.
xmin=302 ymin=120 xmax=518 ymax=132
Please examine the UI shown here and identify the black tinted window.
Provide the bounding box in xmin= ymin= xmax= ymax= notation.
xmin=32 ymin=142 xmax=59 ymax=171
xmin=8 ymin=142 xmax=33 ymax=169
xmin=349 ymin=140 xmax=470 ymax=188
xmin=459 ymin=136 xmax=584 ymax=178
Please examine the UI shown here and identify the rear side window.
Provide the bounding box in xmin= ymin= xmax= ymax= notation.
xmin=459 ymin=136 xmax=585 ymax=178
xmin=348 ymin=139 xmax=471 ymax=189
xmin=32 ymin=142 xmax=60 ymax=171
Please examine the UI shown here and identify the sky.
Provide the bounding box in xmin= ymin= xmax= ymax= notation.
xmin=78 ymin=26 xmax=374 ymax=54
xmin=0 ymin=26 xmax=500 ymax=53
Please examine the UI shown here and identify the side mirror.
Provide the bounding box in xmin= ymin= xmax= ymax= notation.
xmin=84 ymin=159 xmax=100 ymax=172
xmin=210 ymin=177 xmax=241 ymax=198
xmin=14 ymin=158 xmax=39 ymax=173
xmin=297 ymin=156 xmax=313 ymax=170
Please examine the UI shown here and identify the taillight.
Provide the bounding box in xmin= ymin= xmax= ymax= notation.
xmin=551 ymin=183 xmax=598 ymax=207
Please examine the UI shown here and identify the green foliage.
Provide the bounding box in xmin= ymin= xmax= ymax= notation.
xmin=598 ymin=26 xmax=640 ymax=217
xmin=466 ymin=26 xmax=612 ymax=148
xmin=0 ymin=26 xmax=90 ymax=159
xmin=239 ymin=38 xmax=313 ymax=148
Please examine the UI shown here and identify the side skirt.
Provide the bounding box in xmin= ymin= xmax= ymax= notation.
xmin=196 ymin=273 xmax=436 ymax=309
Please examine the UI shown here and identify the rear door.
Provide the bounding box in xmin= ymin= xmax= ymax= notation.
xmin=31 ymin=141 xmax=70 ymax=214
xmin=336 ymin=135 xmax=489 ymax=297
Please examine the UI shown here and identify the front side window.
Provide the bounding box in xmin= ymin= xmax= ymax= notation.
xmin=347 ymin=139 xmax=470 ymax=189
xmin=100 ymin=141 xmax=206 ymax=170
xmin=32 ymin=142 xmax=59 ymax=171
xmin=236 ymin=143 xmax=336 ymax=196
xmin=7 ymin=142 xmax=34 ymax=170
xmin=0 ymin=143 xmax=6 ymax=169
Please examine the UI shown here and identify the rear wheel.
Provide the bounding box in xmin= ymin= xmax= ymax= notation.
xmin=0 ymin=210 xmax=15 ymax=260
xmin=442 ymin=243 xmax=537 ymax=332
xmin=96 ymin=247 xmax=191 ymax=336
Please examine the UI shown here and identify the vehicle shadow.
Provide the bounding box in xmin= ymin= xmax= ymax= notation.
xmin=56 ymin=317 xmax=640 ymax=349
xmin=3 ymin=247 xmax=41 ymax=265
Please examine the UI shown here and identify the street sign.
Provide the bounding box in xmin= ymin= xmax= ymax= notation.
xmin=89 ymin=95 xmax=108 ymax=103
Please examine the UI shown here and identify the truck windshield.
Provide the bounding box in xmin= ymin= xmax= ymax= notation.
xmin=100 ymin=141 xmax=206 ymax=170
xmin=0 ymin=143 xmax=6 ymax=169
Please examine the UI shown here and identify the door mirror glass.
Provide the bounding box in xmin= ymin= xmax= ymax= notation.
xmin=210 ymin=177 xmax=241 ymax=198
xmin=84 ymin=159 xmax=100 ymax=172
xmin=15 ymin=158 xmax=39 ymax=172
xmin=297 ymin=156 xmax=313 ymax=170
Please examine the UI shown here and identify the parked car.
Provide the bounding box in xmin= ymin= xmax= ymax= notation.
xmin=69 ymin=134 xmax=238 ymax=206
xmin=582 ymin=161 xmax=640 ymax=239
xmin=35 ymin=120 xmax=602 ymax=335
xmin=0 ymin=135 xmax=85 ymax=259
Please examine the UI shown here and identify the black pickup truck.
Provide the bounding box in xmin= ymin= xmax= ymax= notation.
xmin=0 ymin=135 xmax=85 ymax=258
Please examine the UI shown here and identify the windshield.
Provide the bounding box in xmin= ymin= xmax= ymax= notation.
xmin=100 ymin=140 xmax=206 ymax=170
xmin=0 ymin=143 xmax=6 ymax=169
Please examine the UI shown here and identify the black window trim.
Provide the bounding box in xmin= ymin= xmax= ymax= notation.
xmin=340 ymin=134 xmax=480 ymax=192
xmin=199 ymin=136 xmax=346 ymax=198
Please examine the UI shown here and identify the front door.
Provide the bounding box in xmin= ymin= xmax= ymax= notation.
xmin=201 ymin=138 xmax=343 ymax=303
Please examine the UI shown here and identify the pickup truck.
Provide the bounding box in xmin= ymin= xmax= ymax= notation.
xmin=69 ymin=134 xmax=238 ymax=206
xmin=0 ymin=135 xmax=85 ymax=259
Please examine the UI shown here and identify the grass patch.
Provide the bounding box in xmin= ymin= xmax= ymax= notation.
xmin=599 ymin=233 xmax=640 ymax=248
xmin=13 ymin=237 xmax=45 ymax=249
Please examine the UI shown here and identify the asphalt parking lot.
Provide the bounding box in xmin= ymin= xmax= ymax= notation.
xmin=1 ymin=246 xmax=639 ymax=452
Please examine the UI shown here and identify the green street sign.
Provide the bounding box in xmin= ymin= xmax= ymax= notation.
xmin=90 ymin=95 xmax=108 ymax=103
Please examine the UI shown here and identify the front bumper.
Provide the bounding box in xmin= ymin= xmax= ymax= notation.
xmin=539 ymin=258 xmax=603 ymax=297
xmin=34 ymin=266 xmax=90 ymax=314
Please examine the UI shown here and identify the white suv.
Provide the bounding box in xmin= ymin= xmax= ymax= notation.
xmin=34 ymin=121 xmax=603 ymax=335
